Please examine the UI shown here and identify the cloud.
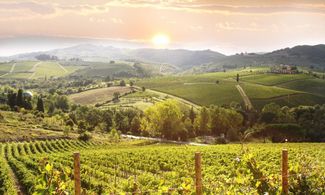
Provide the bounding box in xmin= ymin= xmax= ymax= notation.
xmin=110 ymin=17 xmax=124 ymax=24
xmin=215 ymin=22 xmax=266 ymax=32
xmin=107 ymin=0 xmax=325 ymax=15
xmin=0 ymin=1 xmax=55 ymax=14
xmin=189 ymin=25 xmax=203 ymax=31
xmin=1 ymin=0 xmax=324 ymax=19
xmin=0 ymin=1 xmax=110 ymax=20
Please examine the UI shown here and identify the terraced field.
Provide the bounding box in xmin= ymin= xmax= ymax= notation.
xmin=0 ymin=140 xmax=324 ymax=194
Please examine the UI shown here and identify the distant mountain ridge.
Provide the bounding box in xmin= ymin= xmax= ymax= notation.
xmin=1 ymin=44 xmax=226 ymax=70
xmin=1 ymin=44 xmax=325 ymax=72
xmin=201 ymin=44 xmax=325 ymax=72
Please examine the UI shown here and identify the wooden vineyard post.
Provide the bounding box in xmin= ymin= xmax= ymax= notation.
xmin=195 ymin=152 xmax=202 ymax=195
xmin=282 ymin=149 xmax=288 ymax=194
xmin=74 ymin=152 xmax=81 ymax=195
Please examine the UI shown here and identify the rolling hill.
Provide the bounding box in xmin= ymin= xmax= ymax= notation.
xmin=2 ymin=44 xmax=226 ymax=71
xmin=137 ymin=67 xmax=325 ymax=109
xmin=2 ymin=44 xmax=325 ymax=73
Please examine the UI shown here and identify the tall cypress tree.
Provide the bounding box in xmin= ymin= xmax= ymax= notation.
xmin=189 ymin=106 xmax=196 ymax=124
xmin=37 ymin=97 xmax=44 ymax=112
xmin=7 ymin=92 xmax=17 ymax=109
xmin=16 ymin=89 xmax=23 ymax=107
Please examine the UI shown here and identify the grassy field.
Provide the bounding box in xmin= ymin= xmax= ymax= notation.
xmin=70 ymin=61 xmax=138 ymax=77
xmin=100 ymin=91 xmax=158 ymax=110
xmin=13 ymin=61 xmax=35 ymax=72
xmin=241 ymin=73 xmax=312 ymax=86
xmin=279 ymin=78 xmax=325 ymax=97
xmin=138 ymin=68 xmax=325 ymax=109
xmin=30 ymin=61 xmax=77 ymax=79
xmin=69 ymin=86 xmax=133 ymax=105
xmin=0 ymin=62 xmax=13 ymax=73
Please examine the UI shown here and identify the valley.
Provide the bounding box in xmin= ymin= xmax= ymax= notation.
xmin=0 ymin=45 xmax=325 ymax=194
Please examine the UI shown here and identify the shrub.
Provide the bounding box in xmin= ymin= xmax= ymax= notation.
xmin=78 ymin=131 xmax=92 ymax=141
xmin=0 ymin=104 xmax=10 ymax=111
xmin=215 ymin=137 xmax=227 ymax=144
xmin=0 ymin=112 xmax=4 ymax=122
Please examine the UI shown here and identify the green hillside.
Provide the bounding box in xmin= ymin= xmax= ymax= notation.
xmin=138 ymin=68 xmax=325 ymax=109
xmin=241 ymin=74 xmax=312 ymax=86
xmin=279 ymin=78 xmax=325 ymax=97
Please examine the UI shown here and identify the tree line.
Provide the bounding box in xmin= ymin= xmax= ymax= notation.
xmin=2 ymin=88 xmax=325 ymax=142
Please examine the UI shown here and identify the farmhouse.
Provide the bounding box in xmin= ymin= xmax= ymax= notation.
xmin=270 ymin=65 xmax=299 ymax=74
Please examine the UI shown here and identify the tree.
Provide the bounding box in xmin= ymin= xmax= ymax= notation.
xmin=23 ymin=99 xmax=32 ymax=110
xmin=141 ymin=99 xmax=185 ymax=140
xmin=189 ymin=106 xmax=196 ymax=124
xmin=130 ymin=81 xmax=134 ymax=87
xmin=120 ymin=80 xmax=126 ymax=86
xmin=102 ymin=110 xmax=114 ymax=132
xmin=183 ymin=117 xmax=194 ymax=138
xmin=194 ymin=107 xmax=210 ymax=136
xmin=7 ymin=92 xmax=17 ymax=109
xmin=47 ymin=102 xmax=55 ymax=114
xmin=114 ymin=111 xmax=129 ymax=132
xmin=55 ymin=95 xmax=69 ymax=111
xmin=263 ymin=124 xmax=305 ymax=142
xmin=37 ymin=97 xmax=45 ymax=112
xmin=48 ymin=88 xmax=56 ymax=95
xmin=130 ymin=115 xmax=141 ymax=134
xmin=260 ymin=103 xmax=294 ymax=124
xmin=78 ymin=131 xmax=92 ymax=141
xmin=113 ymin=92 xmax=120 ymax=101
xmin=16 ymin=89 xmax=23 ymax=107
xmin=104 ymin=75 xmax=111 ymax=82
xmin=236 ymin=74 xmax=239 ymax=82
xmin=209 ymin=106 xmax=242 ymax=137
xmin=65 ymin=119 xmax=74 ymax=130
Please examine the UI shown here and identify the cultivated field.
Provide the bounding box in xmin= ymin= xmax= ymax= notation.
xmin=138 ymin=68 xmax=325 ymax=109
xmin=0 ymin=140 xmax=324 ymax=194
xmin=69 ymin=87 xmax=133 ymax=105
xmin=0 ymin=61 xmax=83 ymax=79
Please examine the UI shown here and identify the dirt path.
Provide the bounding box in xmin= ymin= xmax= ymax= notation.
xmin=28 ymin=62 xmax=42 ymax=79
xmin=0 ymin=63 xmax=16 ymax=78
xmin=146 ymin=88 xmax=201 ymax=109
xmin=4 ymin=149 xmax=26 ymax=194
xmin=9 ymin=63 xmax=16 ymax=73
xmin=58 ymin=63 xmax=68 ymax=73
xmin=0 ymin=73 xmax=9 ymax=78
xmin=122 ymin=134 xmax=207 ymax=146
xmin=236 ymin=84 xmax=253 ymax=110
xmin=183 ymin=82 xmax=215 ymax=85
xmin=29 ymin=61 xmax=41 ymax=72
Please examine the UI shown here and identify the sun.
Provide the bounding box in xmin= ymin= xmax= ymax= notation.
xmin=152 ymin=34 xmax=170 ymax=47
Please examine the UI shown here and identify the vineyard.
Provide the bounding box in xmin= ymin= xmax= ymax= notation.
xmin=0 ymin=140 xmax=325 ymax=194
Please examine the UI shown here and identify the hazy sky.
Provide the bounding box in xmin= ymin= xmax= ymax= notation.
xmin=1 ymin=0 xmax=325 ymax=56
